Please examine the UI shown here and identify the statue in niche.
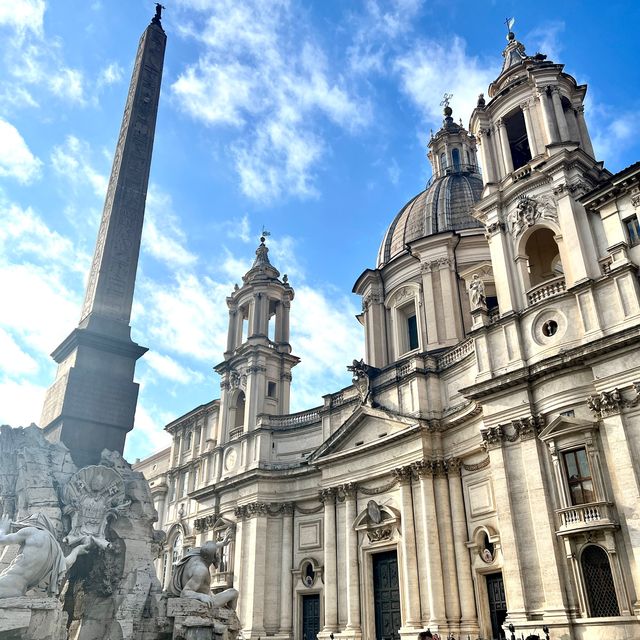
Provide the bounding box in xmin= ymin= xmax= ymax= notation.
xmin=468 ymin=274 xmax=487 ymax=310
xmin=0 ymin=513 xmax=91 ymax=598
xmin=168 ymin=528 xmax=238 ymax=609
xmin=62 ymin=465 xmax=130 ymax=551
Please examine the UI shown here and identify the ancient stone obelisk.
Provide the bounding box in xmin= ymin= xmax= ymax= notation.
xmin=40 ymin=7 xmax=167 ymax=468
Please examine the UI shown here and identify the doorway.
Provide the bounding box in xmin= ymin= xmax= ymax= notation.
xmin=302 ymin=593 xmax=320 ymax=640
xmin=486 ymin=572 xmax=507 ymax=639
xmin=373 ymin=550 xmax=401 ymax=640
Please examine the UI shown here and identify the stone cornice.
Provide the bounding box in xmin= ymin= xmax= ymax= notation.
xmin=480 ymin=414 xmax=545 ymax=450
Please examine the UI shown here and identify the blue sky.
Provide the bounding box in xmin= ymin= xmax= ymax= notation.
xmin=1 ymin=0 xmax=638 ymax=460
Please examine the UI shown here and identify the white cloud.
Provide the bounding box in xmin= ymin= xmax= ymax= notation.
xmin=394 ymin=36 xmax=496 ymax=127
xmin=525 ymin=21 xmax=565 ymax=62
xmin=0 ymin=328 xmax=39 ymax=376
xmin=0 ymin=377 xmax=46 ymax=428
xmin=125 ymin=401 xmax=172 ymax=460
xmin=141 ymin=272 xmax=231 ymax=362
xmin=49 ymin=67 xmax=85 ymax=105
xmin=0 ymin=0 xmax=45 ymax=36
xmin=143 ymin=189 xmax=198 ymax=268
xmin=289 ymin=285 xmax=363 ymax=410
xmin=171 ymin=0 xmax=368 ymax=201
xmin=50 ymin=135 xmax=107 ymax=197
xmin=98 ymin=62 xmax=123 ymax=87
xmin=0 ymin=118 xmax=42 ymax=183
xmin=144 ymin=351 xmax=204 ymax=385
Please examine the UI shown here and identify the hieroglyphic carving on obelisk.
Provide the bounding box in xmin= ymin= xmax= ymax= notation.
xmin=40 ymin=9 xmax=166 ymax=468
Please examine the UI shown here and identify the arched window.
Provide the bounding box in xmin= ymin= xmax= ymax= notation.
xmin=234 ymin=391 xmax=246 ymax=428
xmin=440 ymin=152 xmax=447 ymax=172
xmin=452 ymin=148 xmax=461 ymax=170
xmin=581 ymin=545 xmax=620 ymax=617
xmin=524 ymin=228 xmax=563 ymax=287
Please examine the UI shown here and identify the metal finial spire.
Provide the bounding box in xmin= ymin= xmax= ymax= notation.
xmin=505 ymin=17 xmax=515 ymax=40
xmin=260 ymin=227 xmax=271 ymax=243
xmin=440 ymin=93 xmax=453 ymax=109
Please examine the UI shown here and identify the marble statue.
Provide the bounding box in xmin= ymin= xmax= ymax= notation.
xmin=347 ymin=358 xmax=374 ymax=406
xmin=469 ymin=274 xmax=487 ymax=310
xmin=0 ymin=513 xmax=90 ymax=598
xmin=168 ymin=529 xmax=238 ymax=609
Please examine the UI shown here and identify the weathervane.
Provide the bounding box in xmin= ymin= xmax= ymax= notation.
xmin=260 ymin=227 xmax=271 ymax=243
xmin=440 ymin=93 xmax=453 ymax=109
xmin=505 ymin=17 xmax=515 ymax=34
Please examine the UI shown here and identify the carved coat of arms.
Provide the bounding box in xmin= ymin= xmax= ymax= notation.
xmin=62 ymin=465 xmax=130 ymax=551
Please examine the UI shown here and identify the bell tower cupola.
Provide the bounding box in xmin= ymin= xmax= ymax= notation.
xmin=470 ymin=25 xmax=597 ymax=189
xmin=428 ymin=94 xmax=480 ymax=179
xmin=215 ymin=236 xmax=299 ymax=443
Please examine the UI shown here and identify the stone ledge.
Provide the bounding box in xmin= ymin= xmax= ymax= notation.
xmin=0 ymin=596 xmax=67 ymax=640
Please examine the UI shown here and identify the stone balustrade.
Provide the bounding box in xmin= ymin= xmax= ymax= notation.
xmin=526 ymin=275 xmax=566 ymax=305
xmin=264 ymin=408 xmax=321 ymax=427
xmin=556 ymin=501 xmax=616 ymax=534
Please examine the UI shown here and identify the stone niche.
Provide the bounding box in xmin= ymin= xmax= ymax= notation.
xmin=0 ymin=425 xmax=165 ymax=640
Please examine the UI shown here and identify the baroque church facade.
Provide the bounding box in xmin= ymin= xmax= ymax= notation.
xmin=135 ymin=29 xmax=640 ymax=640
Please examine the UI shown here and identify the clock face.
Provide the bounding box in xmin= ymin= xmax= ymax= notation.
xmin=225 ymin=448 xmax=237 ymax=471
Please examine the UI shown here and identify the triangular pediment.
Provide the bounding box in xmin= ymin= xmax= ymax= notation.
xmin=538 ymin=415 xmax=597 ymax=442
xmin=309 ymin=405 xmax=420 ymax=464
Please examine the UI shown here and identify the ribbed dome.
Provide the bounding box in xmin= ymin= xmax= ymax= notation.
xmin=377 ymin=168 xmax=483 ymax=267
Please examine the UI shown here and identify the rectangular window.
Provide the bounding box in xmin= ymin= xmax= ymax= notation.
xmin=624 ymin=216 xmax=640 ymax=246
xmin=505 ymin=109 xmax=532 ymax=170
xmin=267 ymin=381 xmax=277 ymax=398
xmin=563 ymin=448 xmax=594 ymax=505
xmin=407 ymin=314 xmax=419 ymax=351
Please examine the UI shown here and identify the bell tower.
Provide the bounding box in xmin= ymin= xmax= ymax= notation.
xmin=215 ymin=236 xmax=299 ymax=444
xmin=469 ymin=26 xmax=609 ymax=317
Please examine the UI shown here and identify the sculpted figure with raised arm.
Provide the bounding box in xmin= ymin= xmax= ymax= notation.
xmin=168 ymin=528 xmax=238 ymax=609
xmin=0 ymin=513 xmax=90 ymax=598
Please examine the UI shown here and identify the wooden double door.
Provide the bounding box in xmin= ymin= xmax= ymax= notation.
xmin=373 ymin=550 xmax=401 ymax=640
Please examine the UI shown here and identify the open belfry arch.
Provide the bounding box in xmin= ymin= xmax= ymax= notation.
xmin=134 ymin=19 xmax=640 ymax=640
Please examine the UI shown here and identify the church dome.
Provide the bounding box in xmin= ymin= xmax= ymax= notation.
xmin=377 ymin=166 xmax=483 ymax=268
xmin=376 ymin=103 xmax=484 ymax=268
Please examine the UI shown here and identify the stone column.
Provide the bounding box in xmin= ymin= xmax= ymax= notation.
xmin=243 ymin=503 xmax=268 ymax=638
xmin=599 ymin=411 xmax=640 ymax=607
xmin=575 ymin=105 xmax=596 ymax=158
xmin=415 ymin=461 xmax=446 ymax=626
xmin=226 ymin=308 xmax=237 ymax=353
xmin=550 ymin=86 xmax=570 ymax=142
xmin=421 ymin=262 xmax=440 ymax=347
xmin=275 ymin=302 xmax=284 ymax=343
xmin=447 ymin=459 xmax=479 ymax=635
xmin=496 ymin=118 xmax=514 ymax=175
xmin=279 ymin=503 xmax=294 ymax=638
xmin=320 ymin=488 xmax=339 ymax=632
xmin=282 ymin=300 xmax=291 ymax=344
xmin=476 ymin=129 xmax=496 ymax=184
xmin=537 ymin=87 xmax=559 ymax=145
xmin=484 ymin=438 xmax=527 ymax=620
xmin=434 ymin=461 xmax=460 ymax=625
xmin=520 ymin=101 xmax=539 ymax=157
xmin=394 ymin=466 xmax=421 ymax=629
xmin=342 ymin=484 xmax=362 ymax=635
